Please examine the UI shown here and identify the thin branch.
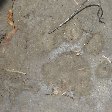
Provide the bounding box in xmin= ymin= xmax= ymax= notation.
xmin=48 ymin=4 xmax=104 ymax=34
xmin=5 ymin=69 xmax=26 ymax=75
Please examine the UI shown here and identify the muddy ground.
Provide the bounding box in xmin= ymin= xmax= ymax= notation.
xmin=0 ymin=0 xmax=112 ymax=112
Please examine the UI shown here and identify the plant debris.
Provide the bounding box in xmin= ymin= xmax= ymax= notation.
xmin=48 ymin=4 xmax=104 ymax=34
xmin=5 ymin=0 xmax=17 ymax=42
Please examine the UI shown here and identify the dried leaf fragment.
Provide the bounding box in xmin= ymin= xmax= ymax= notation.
xmin=7 ymin=9 xmax=14 ymax=27
xmin=4 ymin=0 xmax=17 ymax=43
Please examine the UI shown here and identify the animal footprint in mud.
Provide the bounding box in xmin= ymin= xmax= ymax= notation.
xmin=64 ymin=19 xmax=82 ymax=42
xmin=42 ymin=52 xmax=92 ymax=97
xmin=84 ymin=33 xmax=104 ymax=55
xmin=95 ymin=60 xmax=112 ymax=79
xmin=0 ymin=68 xmax=39 ymax=104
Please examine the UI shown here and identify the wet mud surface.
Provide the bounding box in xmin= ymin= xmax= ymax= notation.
xmin=0 ymin=0 xmax=112 ymax=112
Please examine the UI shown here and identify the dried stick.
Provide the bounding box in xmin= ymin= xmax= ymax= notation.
xmin=48 ymin=4 xmax=104 ymax=34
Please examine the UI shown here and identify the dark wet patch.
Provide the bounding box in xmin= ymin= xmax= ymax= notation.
xmin=0 ymin=0 xmax=7 ymax=9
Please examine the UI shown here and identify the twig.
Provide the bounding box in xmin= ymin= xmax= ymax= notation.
xmin=5 ymin=69 xmax=26 ymax=75
xmin=48 ymin=4 xmax=104 ymax=34
xmin=102 ymin=55 xmax=111 ymax=63
xmin=73 ymin=0 xmax=79 ymax=5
